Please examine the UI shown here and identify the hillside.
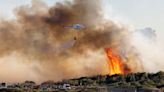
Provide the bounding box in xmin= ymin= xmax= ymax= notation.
xmin=61 ymin=71 xmax=164 ymax=89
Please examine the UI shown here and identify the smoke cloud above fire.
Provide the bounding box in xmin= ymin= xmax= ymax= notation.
xmin=131 ymin=28 xmax=164 ymax=73
xmin=0 ymin=0 xmax=146 ymax=83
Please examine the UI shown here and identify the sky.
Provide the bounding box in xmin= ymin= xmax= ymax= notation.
xmin=0 ymin=0 xmax=164 ymax=33
xmin=106 ymin=0 xmax=164 ymax=31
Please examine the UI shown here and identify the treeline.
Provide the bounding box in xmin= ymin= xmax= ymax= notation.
xmin=106 ymin=71 xmax=164 ymax=88
xmin=59 ymin=71 xmax=164 ymax=88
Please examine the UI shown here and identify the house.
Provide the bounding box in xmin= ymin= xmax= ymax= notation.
xmin=40 ymin=81 xmax=71 ymax=91
xmin=62 ymin=84 xmax=71 ymax=90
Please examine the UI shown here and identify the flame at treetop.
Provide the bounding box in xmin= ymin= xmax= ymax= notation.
xmin=105 ymin=48 xmax=125 ymax=76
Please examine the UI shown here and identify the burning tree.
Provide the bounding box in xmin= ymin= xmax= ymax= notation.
xmin=105 ymin=48 xmax=125 ymax=76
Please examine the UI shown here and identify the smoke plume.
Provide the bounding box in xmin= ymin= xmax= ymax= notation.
xmin=131 ymin=28 xmax=164 ymax=73
xmin=0 ymin=0 xmax=143 ymax=83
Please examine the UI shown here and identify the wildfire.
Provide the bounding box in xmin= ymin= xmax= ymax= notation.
xmin=105 ymin=48 xmax=124 ymax=76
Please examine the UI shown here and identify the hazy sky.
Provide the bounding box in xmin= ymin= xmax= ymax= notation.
xmin=108 ymin=0 xmax=164 ymax=31
xmin=0 ymin=0 xmax=164 ymax=32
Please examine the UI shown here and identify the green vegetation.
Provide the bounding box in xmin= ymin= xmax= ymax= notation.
xmin=63 ymin=71 xmax=164 ymax=89
xmin=1 ymin=71 xmax=164 ymax=92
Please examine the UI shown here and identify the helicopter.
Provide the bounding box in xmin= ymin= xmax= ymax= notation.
xmin=64 ymin=24 xmax=85 ymax=30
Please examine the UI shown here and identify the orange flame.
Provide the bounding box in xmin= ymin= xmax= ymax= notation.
xmin=105 ymin=48 xmax=124 ymax=76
